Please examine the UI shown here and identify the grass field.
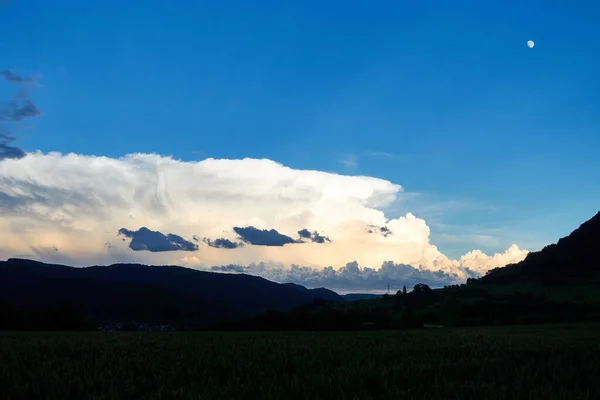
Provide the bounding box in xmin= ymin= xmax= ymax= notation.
xmin=1 ymin=324 xmax=600 ymax=400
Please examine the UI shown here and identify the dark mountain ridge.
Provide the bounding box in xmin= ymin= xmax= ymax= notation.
xmin=482 ymin=211 xmax=600 ymax=284
xmin=342 ymin=293 xmax=384 ymax=301
xmin=0 ymin=258 xmax=343 ymax=329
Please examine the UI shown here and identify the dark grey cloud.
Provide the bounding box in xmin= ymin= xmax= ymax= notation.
xmin=0 ymin=100 xmax=41 ymax=122
xmin=118 ymin=227 xmax=198 ymax=252
xmin=298 ymin=229 xmax=311 ymax=239
xmin=0 ymin=70 xmax=42 ymax=160
xmin=311 ymin=232 xmax=331 ymax=244
xmin=0 ymin=70 xmax=36 ymax=84
xmin=0 ymin=144 xmax=24 ymax=159
xmin=206 ymin=261 xmax=463 ymax=292
xmin=380 ymin=226 xmax=392 ymax=237
xmin=203 ymin=237 xmax=244 ymax=249
xmin=367 ymin=225 xmax=393 ymax=237
xmin=0 ymin=133 xmax=25 ymax=160
xmin=233 ymin=226 xmax=299 ymax=246
xmin=297 ymin=228 xmax=331 ymax=244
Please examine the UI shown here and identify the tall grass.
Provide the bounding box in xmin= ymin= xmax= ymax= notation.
xmin=1 ymin=324 xmax=599 ymax=399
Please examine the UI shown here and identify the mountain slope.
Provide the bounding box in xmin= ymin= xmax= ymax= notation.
xmin=282 ymin=283 xmax=343 ymax=303
xmin=482 ymin=211 xmax=600 ymax=284
xmin=342 ymin=294 xmax=384 ymax=301
xmin=0 ymin=258 xmax=344 ymax=328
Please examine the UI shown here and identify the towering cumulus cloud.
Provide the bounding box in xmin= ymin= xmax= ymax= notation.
xmin=0 ymin=153 xmax=528 ymax=289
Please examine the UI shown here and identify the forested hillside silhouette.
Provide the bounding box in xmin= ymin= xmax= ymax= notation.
xmin=0 ymin=258 xmax=342 ymax=330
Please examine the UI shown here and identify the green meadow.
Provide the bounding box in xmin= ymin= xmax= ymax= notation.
xmin=1 ymin=324 xmax=599 ymax=400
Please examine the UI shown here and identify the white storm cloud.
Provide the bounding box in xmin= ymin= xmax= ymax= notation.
xmin=0 ymin=152 xmax=529 ymax=289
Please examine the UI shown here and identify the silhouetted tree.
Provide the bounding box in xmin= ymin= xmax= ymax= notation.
xmin=413 ymin=283 xmax=431 ymax=293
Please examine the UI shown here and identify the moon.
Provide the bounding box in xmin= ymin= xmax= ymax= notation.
xmin=527 ymin=40 xmax=535 ymax=48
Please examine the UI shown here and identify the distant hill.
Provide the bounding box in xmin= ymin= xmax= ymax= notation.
xmin=0 ymin=258 xmax=343 ymax=330
xmin=342 ymin=293 xmax=384 ymax=301
xmin=482 ymin=211 xmax=600 ymax=284
xmin=281 ymin=283 xmax=343 ymax=303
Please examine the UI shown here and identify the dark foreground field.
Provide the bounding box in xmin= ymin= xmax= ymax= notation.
xmin=1 ymin=324 xmax=600 ymax=400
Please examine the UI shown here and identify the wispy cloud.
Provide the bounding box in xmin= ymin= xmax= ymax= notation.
xmin=382 ymin=192 xmax=500 ymax=229
xmin=0 ymin=69 xmax=42 ymax=160
xmin=364 ymin=151 xmax=410 ymax=162
xmin=338 ymin=154 xmax=358 ymax=169
xmin=0 ymin=99 xmax=41 ymax=122
xmin=1 ymin=71 xmax=37 ymax=84
xmin=435 ymin=233 xmax=501 ymax=248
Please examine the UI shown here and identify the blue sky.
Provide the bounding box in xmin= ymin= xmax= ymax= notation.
xmin=1 ymin=0 xmax=599 ymax=259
